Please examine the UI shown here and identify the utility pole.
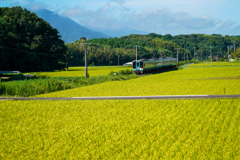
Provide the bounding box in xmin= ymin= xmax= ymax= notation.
xmin=194 ymin=47 xmax=196 ymax=60
xmin=118 ymin=55 xmax=119 ymax=66
xmin=187 ymin=51 xmax=188 ymax=61
xmin=200 ymin=50 xmax=203 ymax=62
xmin=66 ymin=53 xmax=68 ymax=69
xmin=176 ymin=48 xmax=179 ymax=66
xmin=133 ymin=45 xmax=140 ymax=61
xmin=184 ymin=46 xmax=186 ymax=61
xmin=81 ymin=43 xmax=91 ymax=78
xmin=210 ymin=43 xmax=212 ymax=66
xmin=159 ymin=50 xmax=163 ymax=58
xmin=233 ymin=41 xmax=236 ymax=53
xmin=228 ymin=46 xmax=230 ymax=61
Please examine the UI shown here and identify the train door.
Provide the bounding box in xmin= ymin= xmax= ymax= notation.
xmin=140 ymin=61 xmax=143 ymax=68
xmin=136 ymin=61 xmax=140 ymax=70
xmin=132 ymin=61 xmax=136 ymax=69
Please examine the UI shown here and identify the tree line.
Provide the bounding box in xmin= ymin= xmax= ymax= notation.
xmin=0 ymin=7 xmax=66 ymax=72
xmin=66 ymin=34 xmax=240 ymax=66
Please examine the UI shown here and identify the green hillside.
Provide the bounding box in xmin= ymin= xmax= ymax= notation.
xmin=66 ymin=33 xmax=240 ymax=66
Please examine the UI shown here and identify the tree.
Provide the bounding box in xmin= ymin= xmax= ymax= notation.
xmin=232 ymin=49 xmax=240 ymax=59
xmin=0 ymin=7 xmax=66 ymax=72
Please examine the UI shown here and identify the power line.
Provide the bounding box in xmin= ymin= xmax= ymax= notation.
xmin=0 ymin=45 xmax=66 ymax=56
xmin=1 ymin=41 xmax=66 ymax=52
xmin=185 ymin=45 xmax=230 ymax=49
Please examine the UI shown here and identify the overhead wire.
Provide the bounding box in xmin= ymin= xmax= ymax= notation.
xmin=0 ymin=45 xmax=66 ymax=56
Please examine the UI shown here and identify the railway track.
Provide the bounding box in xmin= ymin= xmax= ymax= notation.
xmin=1 ymin=95 xmax=240 ymax=101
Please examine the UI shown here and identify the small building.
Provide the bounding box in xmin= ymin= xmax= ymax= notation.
xmin=123 ymin=62 xmax=132 ymax=66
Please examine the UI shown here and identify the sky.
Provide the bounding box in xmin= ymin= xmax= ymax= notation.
xmin=0 ymin=0 xmax=240 ymax=35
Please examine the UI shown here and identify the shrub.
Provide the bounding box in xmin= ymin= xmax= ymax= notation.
xmin=219 ymin=58 xmax=224 ymax=61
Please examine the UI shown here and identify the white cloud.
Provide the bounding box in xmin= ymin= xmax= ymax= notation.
xmin=62 ymin=7 xmax=83 ymax=17
xmin=62 ymin=4 xmax=126 ymax=30
xmin=27 ymin=3 xmax=47 ymax=10
xmin=124 ymin=0 xmax=227 ymax=17
xmin=62 ymin=3 xmax=231 ymax=34
xmin=20 ymin=0 xmax=237 ymax=35
xmin=127 ymin=8 xmax=221 ymax=32
xmin=234 ymin=25 xmax=240 ymax=30
xmin=110 ymin=0 xmax=125 ymax=5
xmin=219 ymin=20 xmax=236 ymax=28
xmin=103 ymin=4 xmax=110 ymax=12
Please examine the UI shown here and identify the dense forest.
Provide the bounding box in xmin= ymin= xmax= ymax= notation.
xmin=66 ymin=33 xmax=240 ymax=66
xmin=0 ymin=7 xmax=66 ymax=72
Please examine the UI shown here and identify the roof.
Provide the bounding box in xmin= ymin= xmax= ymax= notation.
xmin=123 ymin=62 xmax=132 ymax=66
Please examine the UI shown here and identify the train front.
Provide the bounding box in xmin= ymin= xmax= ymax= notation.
xmin=132 ymin=60 xmax=144 ymax=74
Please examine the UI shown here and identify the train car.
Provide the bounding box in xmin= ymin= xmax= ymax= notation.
xmin=132 ymin=57 xmax=177 ymax=74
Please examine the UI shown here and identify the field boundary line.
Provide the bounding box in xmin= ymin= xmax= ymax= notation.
xmin=1 ymin=95 xmax=240 ymax=101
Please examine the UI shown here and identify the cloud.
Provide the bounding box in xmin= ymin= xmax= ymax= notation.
xmin=0 ymin=0 xmax=15 ymax=1
xmin=110 ymin=0 xmax=125 ymax=5
xmin=76 ymin=6 xmax=224 ymax=33
xmin=62 ymin=3 xmax=222 ymax=32
xmin=62 ymin=3 xmax=113 ymax=17
xmin=78 ymin=4 xmax=126 ymax=30
xmin=27 ymin=3 xmax=48 ymax=10
xmin=234 ymin=25 xmax=240 ymax=30
xmin=60 ymin=1 xmax=238 ymax=35
xmin=127 ymin=8 xmax=221 ymax=32
xmin=62 ymin=7 xmax=83 ymax=17
xmin=219 ymin=20 xmax=236 ymax=29
xmin=3 ymin=0 xmax=47 ymax=11
xmin=124 ymin=0 xmax=227 ymax=13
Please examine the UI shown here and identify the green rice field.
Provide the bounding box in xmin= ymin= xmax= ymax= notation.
xmin=1 ymin=62 xmax=240 ymax=159
xmin=0 ymin=99 xmax=240 ymax=159
xmin=188 ymin=61 xmax=240 ymax=67
xmin=34 ymin=63 xmax=240 ymax=97
xmin=31 ymin=66 xmax=131 ymax=77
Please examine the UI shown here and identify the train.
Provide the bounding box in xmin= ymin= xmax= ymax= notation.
xmin=132 ymin=57 xmax=177 ymax=74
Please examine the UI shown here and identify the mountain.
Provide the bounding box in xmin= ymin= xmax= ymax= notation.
xmin=89 ymin=27 xmax=149 ymax=38
xmin=33 ymin=9 xmax=109 ymax=43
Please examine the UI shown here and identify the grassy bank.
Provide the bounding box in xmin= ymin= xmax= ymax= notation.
xmin=0 ymin=69 xmax=138 ymax=97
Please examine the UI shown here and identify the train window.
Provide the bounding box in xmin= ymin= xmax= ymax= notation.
xmin=140 ymin=61 xmax=143 ymax=68
xmin=133 ymin=62 xmax=136 ymax=69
